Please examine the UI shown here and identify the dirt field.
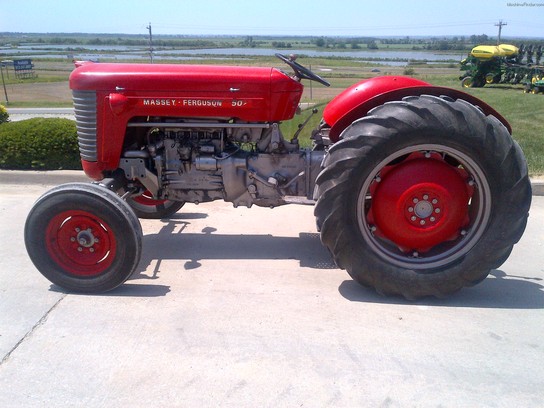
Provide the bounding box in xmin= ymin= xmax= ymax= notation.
xmin=4 ymin=82 xmax=72 ymax=104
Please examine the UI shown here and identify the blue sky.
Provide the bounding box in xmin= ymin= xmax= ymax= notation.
xmin=1 ymin=0 xmax=542 ymax=38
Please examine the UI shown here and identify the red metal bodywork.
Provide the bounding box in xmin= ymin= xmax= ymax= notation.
xmin=323 ymin=76 xmax=512 ymax=142
xmin=69 ymin=62 xmax=303 ymax=178
xmin=70 ymin=62 xmax=303 ymax=121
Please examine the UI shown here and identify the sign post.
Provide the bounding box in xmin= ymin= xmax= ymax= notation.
xmin=0 ymin=63 xmax=8 ymax=105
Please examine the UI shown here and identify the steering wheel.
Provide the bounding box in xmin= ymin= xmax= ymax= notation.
xmin=275 ymin=53 xmax=330 ymax=87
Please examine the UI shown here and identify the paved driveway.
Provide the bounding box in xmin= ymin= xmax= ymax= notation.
xmin=1 ymin=181 xmax=543 ymax=407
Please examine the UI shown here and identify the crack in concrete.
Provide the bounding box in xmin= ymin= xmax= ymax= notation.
xmin=1 ymin=294 xmax=67 ymax=365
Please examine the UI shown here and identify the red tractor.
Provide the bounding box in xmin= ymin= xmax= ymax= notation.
xmin=24 ymin=54 xmax=531 ymax=299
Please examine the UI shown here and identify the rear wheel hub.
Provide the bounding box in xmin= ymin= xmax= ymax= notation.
xmin=368 ymin=153 xmax=472 ymax=253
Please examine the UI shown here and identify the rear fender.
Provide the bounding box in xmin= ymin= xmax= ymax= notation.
xmin=323 ymin=76 xmax=511 ymax=142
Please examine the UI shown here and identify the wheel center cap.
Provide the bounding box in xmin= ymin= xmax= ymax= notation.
xmin=77 ymin=229 xmax=96 ymax=248
xmin=414 ymin=200 xmax=433 ymax=218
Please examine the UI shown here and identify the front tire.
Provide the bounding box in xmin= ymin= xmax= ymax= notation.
xmin=25 ymin=183 xmax=143 ymax=293
xmin=314 ymin=95 xmax=531 ymax=299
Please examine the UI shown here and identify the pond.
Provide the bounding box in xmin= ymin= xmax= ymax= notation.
xmin=0 ymin=45 xmax=464 ymax=66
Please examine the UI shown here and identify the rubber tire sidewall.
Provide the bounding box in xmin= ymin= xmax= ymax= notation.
xmin=25 ymin=183 xmax=143 ymax=293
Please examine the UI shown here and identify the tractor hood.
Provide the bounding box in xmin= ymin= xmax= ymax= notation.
xmin=70 ymin=62 xmax=303 ymax=122
xmin=70 ymin=61 xmax=302 ymax=94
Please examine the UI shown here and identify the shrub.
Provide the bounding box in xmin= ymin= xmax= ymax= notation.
xmin=403 ymin=67 xmax=416 ymax=76
xmin=0 ymin=118 xmax=82 ymax=170
xmin=0 ymin=104 xmax=9 ymax=124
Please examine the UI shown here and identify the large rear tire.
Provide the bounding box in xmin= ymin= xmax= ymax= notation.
xmin=314 ymin=95 xmax=531 ymax=299
xmin=25 ymin=183 xmax=143 ymax=293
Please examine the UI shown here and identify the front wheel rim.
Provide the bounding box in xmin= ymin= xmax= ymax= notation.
xmin=45 ymin=210 xmax=117 ymax=277
xmin=357 ymin=144 xmax=492 ymax=270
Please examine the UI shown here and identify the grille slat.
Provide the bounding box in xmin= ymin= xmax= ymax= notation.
xmin=72 ymin=90 xmax=97 ymax=161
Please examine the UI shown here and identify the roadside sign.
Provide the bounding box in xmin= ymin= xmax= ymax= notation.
xmin=13 ymin=59 xmax=36 ymax=79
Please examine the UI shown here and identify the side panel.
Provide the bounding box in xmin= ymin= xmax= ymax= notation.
xmin=323 ymin=77 xmax=511 ymax=142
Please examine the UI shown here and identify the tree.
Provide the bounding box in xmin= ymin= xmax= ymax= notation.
xmin=315 ymin=37 xmax=325 ymax=47
xmin=367 ymin=40 xmax=378 ymax=50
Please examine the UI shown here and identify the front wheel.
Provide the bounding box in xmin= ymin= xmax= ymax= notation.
xmin=25 ymin=183 xmax=143 ymax=293
xmin=314 ymin=95 xmax=531 ymax=299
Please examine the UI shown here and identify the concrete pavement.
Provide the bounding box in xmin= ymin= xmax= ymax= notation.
xmin=1 ymin=169 xmax=543 ymax=196
xmin=5 ymin=107 xmax=75 ymax=122
xmin=0 ymin=174 xmax=543 ymax=407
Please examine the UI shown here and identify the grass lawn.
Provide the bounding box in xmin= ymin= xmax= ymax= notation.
xmin=283 ymin=73 xmax=544 ymax=177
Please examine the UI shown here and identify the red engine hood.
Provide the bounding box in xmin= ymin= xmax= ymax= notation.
xmin=70 ymin=62 xmax=301 ymax=94
xmin=70 ymin=62 xmax=303 ymax=123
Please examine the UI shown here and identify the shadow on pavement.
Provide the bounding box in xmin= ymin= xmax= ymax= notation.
xmin=49 ymin=283 xmax=171 ymax=297
xmin=338 ymin=270 xmax=544 ymax=309
xmin=132 ymin=217 xmax=337 ymax=282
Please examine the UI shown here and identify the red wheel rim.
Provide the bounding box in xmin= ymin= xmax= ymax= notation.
xmin=45 ymin=210 xmax=117 ymax=277
xmin=367 ymin=152 xmax=473 ymax=254
xmin=132 ymin=191 xmax=167 ymax=206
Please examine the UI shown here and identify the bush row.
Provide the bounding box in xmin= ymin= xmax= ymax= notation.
xmin=0 ymin=118 xmax=82 ymax=170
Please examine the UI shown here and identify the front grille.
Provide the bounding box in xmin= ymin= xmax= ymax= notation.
xmin=72 ymin=90 xmax=97 ymax=161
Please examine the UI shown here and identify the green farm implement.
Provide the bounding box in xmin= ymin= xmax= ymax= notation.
xmin=460 ymin=43 xmax=544 ymax=92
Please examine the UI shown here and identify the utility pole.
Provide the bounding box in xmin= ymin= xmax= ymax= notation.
xmin=146 ymin=22 xmax=153 ymax=63
xmin=495 ymin=20 xmax=507 ymax=44
xmin=0 ymin=63 xmax=9 ymax=105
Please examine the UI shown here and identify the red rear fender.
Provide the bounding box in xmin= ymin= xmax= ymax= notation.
xmin=323 ymin=76 xmax=511 ymax=142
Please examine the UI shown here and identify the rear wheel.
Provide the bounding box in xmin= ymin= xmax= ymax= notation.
xmin=25 ymin=183 xmax=142 ymax=293
xmin=461 ymin=77 xmax=473 ymax=88
xmin=126 ymin=191 xmax=184 ymax=219
xmin=314 ymin=95 xmax=531 ymax=299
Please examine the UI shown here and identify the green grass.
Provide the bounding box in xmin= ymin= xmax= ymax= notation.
xmin=461 ymin=86 xmax=544 ymax=176
xmin=282 ymin=76 xmax=544 ymax=176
